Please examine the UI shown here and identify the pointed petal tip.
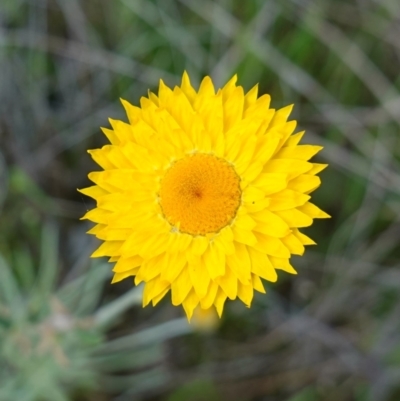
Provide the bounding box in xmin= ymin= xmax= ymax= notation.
xmin=183 ymin=306 xmax=194 ymax=322
xmin=142 ymin=297 xmax=151 ymax=308
xmin=91 ymin=248 xmax=104 ymax=258
xmin=216 ymin=307 xmax=223 ymax=318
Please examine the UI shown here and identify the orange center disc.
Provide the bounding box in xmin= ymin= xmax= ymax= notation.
xmin=159 ymin=153 xmax=241 ymax=235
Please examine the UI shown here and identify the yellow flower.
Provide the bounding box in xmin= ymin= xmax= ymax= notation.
xmin=80 ymin=72 xmax=330 ymax=320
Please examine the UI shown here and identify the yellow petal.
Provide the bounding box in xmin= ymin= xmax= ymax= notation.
xmin=281 ymin=233 xmax=305 ymax=255
xmin=292 ymin=228 xmax=316 ymax=245
xmin=237 ymin=282 xmax=254 ymax=307
xmin=269 ymin=257 xmax=297 ymax=274
xmin=243 ymin=186 xmax=266 ymax=204
xmin=288 ymin=175 xmax=321 ymax=194
xmin=216 ymin=227 xmax=235 ymax=255
xmin=180 ymin=71 xmax=197 ymax=104
xmin=243 ymin=94 xmax=271 ymax=119
xmin=111 ymin=268 xmax=138 ymax=283
xmin=284 ymin=130 xmax=305 ymax=147
xmin=137 ymin=232 xmax=171 ymax=259
xmin=96 ymin=193 xmax=132 ymax=212
xmin=223 ymin=86 xmax=244 ymax=133
xmin=91 ymin=241 xmax=122 ymax=258
xmin=203 ymin=242 xmax=226 ymax=279
xmin=233 ymin=135 xmax=258 ymax=175
xmin=113 ymin=255 xmax=143 ymax=273
xmin=268 ymin=189 xmax=310 ymax=211
xmin=251 ymin=131 xmax=281 ymax=164
xmin=109 ymin=119 xmax=135 ymax=143
xmin=143 ymin=277 xmax=170 ymax=307
xmin=158 ymin=79 xmax=173 ymax=106
xmin=298 ymin=202 xmax=331 ymax=218
xmin=191 ymin=235 xmax=209 ymax=256
xmin=308 ymin=163 xmax=328 ymax=175
xmin=226 ymin=242 xmax=251 ymax=285
xmin=275 ymin=145 xmax=323 ymax=161
xmin=275 ymin=120 xmax=297 ymax=150
xmin=120 ymin=227 xmax=167 ymax=258
xmin=81 ymin=208 xmax=111 ymax=224
xmin=78 ymin=186 xmax=108 ymax=200
xmin=171 ymin=267 xmax=192 ymax=306
xmin=88 ymin=170 xmax=156 ymax=192
xmin=120 ymin=98 xmax=141 ymax=125
xmin=137 ymin=253 xmax=168 ymax=282
xmin=232 ymin=225 xmax=257 ymax=246
xmin=148 ymin=91 xmax=159 ymax=106
xmin=188 ymin=254 xmax=210 ymax=298
xmin=264 ymin=159 xmax=313 ymax=179
xmin=221 ymin=75 xmax=238 ymax=100
xmin=101 ymin=227 xmax=132 ymax=240
xmin=253 ymin=233 xmax=290 ymax=258
xmin=269 ymin=104 xmax=293 ymax=127
xmin=167 ymin=233 xmax=193 ymax=254
xmin=252 ymin=210 xmax=290 ymax=237
xmin=244 ymin=198 xmax=271 ymax=213
xmin=234 ymin=213 xmax=257 ymax=231
xmin=101 ymin=127 xmax=120 ymax=145
xmin=120 ymin=142 xmax=155 ymax=171
xmin=251 ymin=173 xmax=288 ymax=195
xmin=109 ymin=210 xmax=159 ymax=230
xmin=87 ymin=148 xmax=115 ymax=170
xmin=214 ymin=289 xmax=228 ymax=317
xmin=200 ymin=280 xmax=219 ymax=309
xmin=275 ymin=209 xmax=313 ymax=227
xmin=197 ymin=76 xmax=215 ymax=99
xmin=240 ymin=160 xmax=264 ymax=184
xmin=252 ymin=274 xmax=266 ymax=294
xmin=193 ymin=92 xmax=223 ymax=150
xmin=102 ymin=145 xmax=135 ymax=170
xmin=248 ymin=247 xmax=277 ymax=282
xmin=87 ymin=223 xmax=106 ymax=236
xmin=160 ymin=252 xmax=187 ymax=283
xmin=216 ymin=267 xmax=237 ymax=300
xmin=225 ymin=119 xmax=260 ymax=163
xmin=244 ymin=84 xmax=258 ymax=111
xmin=182 ymin=290 xmax=200 ymax=321
xmin=170 ymin=87 xmax=197 ymax=138
xmin=152 ymin=287 xmax=169 ymax=306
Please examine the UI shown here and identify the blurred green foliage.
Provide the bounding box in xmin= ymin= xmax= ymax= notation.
xmin=1 ymin=0 xmax=400 ymax=400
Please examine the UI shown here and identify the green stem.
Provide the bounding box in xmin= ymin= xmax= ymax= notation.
xmin=94 ymin=286 xmax=143 ymax=328
xmin=94 ymin=317 xmax=191 ymax=353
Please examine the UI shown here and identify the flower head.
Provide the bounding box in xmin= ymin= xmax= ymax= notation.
xmin=80 ymin=72 xmax=330 ymax=320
